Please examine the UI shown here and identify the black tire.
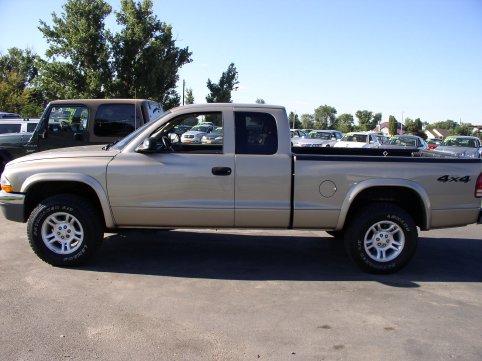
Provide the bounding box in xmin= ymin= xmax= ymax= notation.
xmin=344 ymin=203 xmax=417 ymax=274
xmin=326 ymin=230 xmax=344 ymax=239
xmin=27 ymin=194 xmax=103 ymax=266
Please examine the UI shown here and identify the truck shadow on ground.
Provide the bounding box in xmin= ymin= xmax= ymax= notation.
xmin=80 ymin=230 xmax=482 ymax=287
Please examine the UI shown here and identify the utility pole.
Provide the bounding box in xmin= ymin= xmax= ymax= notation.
xmin=182 ymin=79 xmax=185 ymax=106
xmin=401 ymin=111 xmax=404 ymax=134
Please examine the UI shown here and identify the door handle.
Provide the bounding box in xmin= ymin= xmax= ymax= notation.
xmin=212 ymin=167 xmax=232 ymax=176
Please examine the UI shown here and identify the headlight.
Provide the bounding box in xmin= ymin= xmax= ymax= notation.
xmin=0 ymin=174 xmax=13 ymax=193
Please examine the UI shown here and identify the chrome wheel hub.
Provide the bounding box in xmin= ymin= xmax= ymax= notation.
xmin=41 ymin=212 xmax=84 ymax=255
xmin=364 ymin=221 xmax=405 ymax=262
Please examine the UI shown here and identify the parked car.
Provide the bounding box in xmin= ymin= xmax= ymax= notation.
xmin=0 ymin=99 xmax=163 ymax=173
xmin=295 ymin=130 xmax=342 ymax=147
xmin=290 ymin=129 xmax=307 ymax=146
xmin=427 ymin=138 xmax=442 ymax=150
xmin=382 ymin=135 xmax=428 ymax=150
xmin=181 ymin=124 xmax=214 ymax=144
xmin=201 ymin=127 xmax=223 ymax=144
xmin=0 ymin=119 xmax=39 ymax=135
xmin=432 ymin=136 xmax=481 ymax=158
xmin=334 ymin=132 xmax=382 ymax=148
xmin=1 ymin=103 xmax=481 ymax=274
xmin=0 ymin=112 xmax=21 ymax=119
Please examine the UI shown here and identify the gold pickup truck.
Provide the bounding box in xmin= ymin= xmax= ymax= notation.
xmin=1 ymin=104 xmax=481 ymax=273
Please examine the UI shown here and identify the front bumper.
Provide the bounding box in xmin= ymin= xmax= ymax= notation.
xmin=0 ymin=190 xmax=25 ymax=222
xmin=478 ymin=209 xmax=482 ymax=224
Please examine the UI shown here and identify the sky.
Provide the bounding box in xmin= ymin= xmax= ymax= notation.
xmin=0 ymin=0 xmax=481 ymax=123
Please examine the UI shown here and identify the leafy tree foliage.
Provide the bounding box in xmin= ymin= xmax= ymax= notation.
xmin=111 ymin=0 xmax=192 ymax=109
xmin=255 ymin=98 xmax=265 ymax=104
xmin=314 ymin=105 xmax=337 ymax=129
xmin=206 ymin=63 xmax=239 ymax=103
xmin=300 ymin=113 xmax=314 ymax=129
xmin=336 ymin=113 xmax=354 ymax=133
xmin=38 ymin=0 xmax=112 ymax=98
xmin=426 ymin=119 xmax=458 ymax=130
xmin=355 ymin=110 xmax=375 ymax=131
xmin=452 ymin=123 xmax=473 ymax=136
xmin=388 ymin=115 xmax=398 ymax=136
xmin=288 ymin=111 xmax=301 ymax=128
xmin=185 ymin=88 xmax=194 ymax=104
xmin=0 ymin=48 xmax=44 ymax=116
xmin=373 ymin=112 xmax=382 ymax=126
xmin=405 ymin=117 xmax=426 ymax=139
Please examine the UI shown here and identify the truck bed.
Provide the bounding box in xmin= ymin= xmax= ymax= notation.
xmin=292 ymin=146 xmax=482 ymax=163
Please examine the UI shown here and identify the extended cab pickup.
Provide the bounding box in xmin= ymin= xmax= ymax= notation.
xmin=1 ymin=104 xmax=481 ymax=273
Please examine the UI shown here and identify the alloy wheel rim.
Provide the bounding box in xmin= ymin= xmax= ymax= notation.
xmin=41 ymin=212 xmax=84 ymax=255
xmin=363 ymin=220 xmax=405 ymax=262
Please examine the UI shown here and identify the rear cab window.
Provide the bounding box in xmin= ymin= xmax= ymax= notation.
xmin=235 ymin=112 xmax=278 ymax=155
xmin=94 ymin=104 xmax=141 ymax=137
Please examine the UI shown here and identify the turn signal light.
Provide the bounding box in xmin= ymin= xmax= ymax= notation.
xmin=1 ymin=184 xmax=13 ymax=193
xmin=476 ymin=174 xmax=482 ymax=198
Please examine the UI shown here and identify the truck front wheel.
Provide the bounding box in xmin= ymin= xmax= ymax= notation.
xmin=344 ymin=204 xmax=417 ymax=274
xmin=27 ymin=194 xmax=103 ymax=266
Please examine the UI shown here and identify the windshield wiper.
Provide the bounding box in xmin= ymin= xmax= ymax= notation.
xmin=102 ymin=139 xmax=119 ymax=150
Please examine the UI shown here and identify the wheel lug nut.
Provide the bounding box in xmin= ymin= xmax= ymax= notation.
xmin=61 ymin=236 xmax=64 ymax=239
xmin=67 ymin=230 xmax=71 ymax=233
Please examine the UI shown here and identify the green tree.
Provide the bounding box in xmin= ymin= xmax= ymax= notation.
xmin=255 ymin=98 xmax=265 ymax=104
xmin=336 ymin=113 xmax=354 ymax=133
xmin=300 ymin=113 xmax=314 ymax=129
xmin=314 ymin=105 xmax=337 ymax=129
xmin=373 ymin=113 xmax=382 ymax=127
xmin=355 ymin=110 xmax=374 ymax=131
xmin=0 ymin=48 xmax=44 ymax=116
xmin=111 ymin=0 xmax=192 ymax=109
xmin=452 ymin=123 xmax=473 ymax=136
xmin=38 ymin=0 xmax=112 ymax=98
xmin=288 ymin=111 xmax=301 ymax=128
xmin=206 ymin=63 xmax=239 ymax=103
xmin=388 ymin=115 xmax=398 ymax=136
xmin=185 ymin=88 xmax=194 ymax=104
xmin=426 ymin=119 xmax=458 ymax=130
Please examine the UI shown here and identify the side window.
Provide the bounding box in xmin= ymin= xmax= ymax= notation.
xmin=0 ymin=123 xmax=21 ymax=134
xmin=235 ymin=112 xmax=278 ymax=155
xmin=153 ymin=112 xmax=223 ymax=153
xmin=147 ymin=101 xmax=164 ymax=122
xmin=47 ymin=106 xmax=88 ymax=134
xmin=27 ymin=123 xmax=38 ymax=132
xmin=94 ymin=104 xmax=140 ymax=137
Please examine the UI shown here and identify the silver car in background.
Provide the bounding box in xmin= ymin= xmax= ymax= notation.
xmin=181 ymin=123 xmax=214 ymax=144
xmin=433 ymin=136 xmax=481 ymax=158
xmin=382 ymin=135 xmax=428 ymax=150
xmin=295 ymin=130 xmax=342 ymax=147
xmin=334 ymin=132 xmax=382 ymax=148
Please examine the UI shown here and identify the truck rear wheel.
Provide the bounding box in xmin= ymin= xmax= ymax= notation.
xmin=27 ymin=194 xmax=103 ymax=266
xmin=344 ymin=204 xmax=417 ymax=274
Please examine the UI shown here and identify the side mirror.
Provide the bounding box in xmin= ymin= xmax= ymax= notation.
xmin=136 ymin=137 xmax=158 ymax=153
xmin=168 ymin=132 xmax=180 ymax=143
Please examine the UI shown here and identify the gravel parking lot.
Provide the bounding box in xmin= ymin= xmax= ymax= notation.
xmin=1 ymin=216 xmax=481 ymax=361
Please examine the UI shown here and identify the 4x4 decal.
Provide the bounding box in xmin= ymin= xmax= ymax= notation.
xmin=437 ymin=175 xmax=471 ymax=183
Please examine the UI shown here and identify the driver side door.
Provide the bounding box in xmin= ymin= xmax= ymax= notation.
xmin=107 ymin=110 xmax=235 ymax=227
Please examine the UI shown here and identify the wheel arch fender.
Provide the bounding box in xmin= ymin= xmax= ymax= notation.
xmin=21 ymin=173 xmax=115 ymax=228
xmin=336 ymin=178 xmax=431 ymax=231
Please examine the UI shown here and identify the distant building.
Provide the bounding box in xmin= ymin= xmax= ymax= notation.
xmin=425 ymin=128 xmax=450 ymax=139
xmin=472 ymin=125 xmax=482 ymax=135
xmin=373 ymin=121 xmax=406 ymax=135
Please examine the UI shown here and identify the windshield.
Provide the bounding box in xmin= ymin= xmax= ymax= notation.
xmin=112 ymin=110 xmax=171 ymax=150
xmin=190 ymin=125 xmax=210 ymax=132
xmin=309 ymin=131 xmax=331 ymax=140
xmin=441 ymin=137 xmax=478 ymax=148
xmin=388 ymin=136 xmax=417 ymax=147
xmin=341 ymin=134 xmax=368 ymax=143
